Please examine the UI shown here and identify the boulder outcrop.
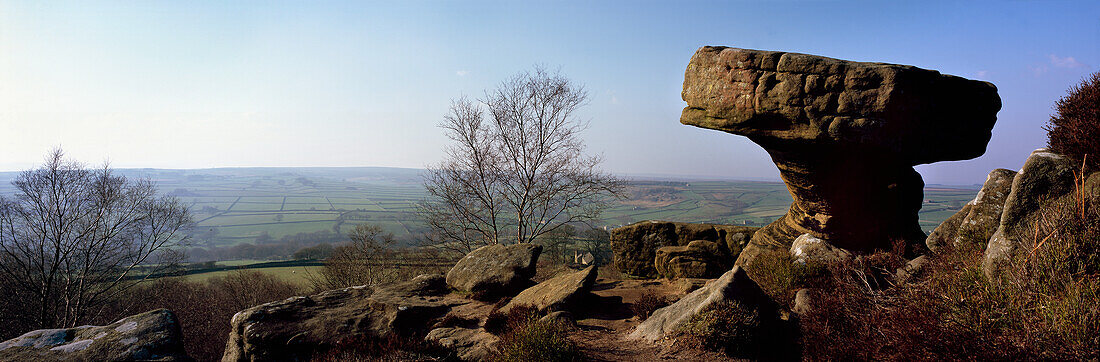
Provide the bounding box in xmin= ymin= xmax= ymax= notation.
xmin=611 ymin=220 xmax=757 ymax=278
xmin=654 ymin=240 xmax=731 ymax=279
xmin=222 ymin=274 xmax=460 ymax=362
xmin=680 ymin=46 xmax=1001 ymax=268
xmin=627 ymin=266 xmax=776 ymax=341
xmin=425 ymin=327 xmax=499 ymax=361
xmin=926 ymin=168 xmax=1015 ymax=251
xmin=983 ymin=150 xmax=1080 ymax=280
xmin=446 ymin=243 xmax=541 ymax=299
xmin=0 ymin=309 xmax=190 ymax=362
xmin=500 ymin=266 xmax=597 ymax=314
xmin=789 ymin=233 xmax=851 ymax=266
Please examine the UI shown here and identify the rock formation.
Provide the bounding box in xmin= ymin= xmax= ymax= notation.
xmin=983 ymin=150 xmax=1082 ymax=280
xmin=0 ymin=309 xmax=190 ymax=361
xmin=611 ymin=220 xmax=757 ymax=278
xmin=222 ymin=274 xmax=460 ymax=361
xmin=654 ymin=240 xmax=731 ymax=279
xmin=926 ymin=168 xmax=1015 ymax=251
xmin=500 ymin=265 xmax=597 ymax=314
xmin=680 ymin=46 xmax=1001 ymax=267
xmin=446 ymin=243 xmax=541 ymax=299
xmin=789 ymin=233 xmax=851 ymax=266
xmin=627 ymin=266 xmax=776 ymax=342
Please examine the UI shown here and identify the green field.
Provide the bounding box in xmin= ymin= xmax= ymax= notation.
xmin=0 ymin=167 xmax=981 ymax=248
xmin=182 ymin=265 xmax=322 ymax=287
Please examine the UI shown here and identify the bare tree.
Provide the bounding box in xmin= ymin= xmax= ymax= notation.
xmin=0 ymin=149 xmax=192 ymax=333
xmin=309 ymin=223 xmax=398 ymax=291
xmin=419 ymin=67 xmax=624 ymax=253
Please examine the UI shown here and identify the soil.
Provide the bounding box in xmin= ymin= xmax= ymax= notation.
xmin=567 ymin=278 xmax=735 ymax=361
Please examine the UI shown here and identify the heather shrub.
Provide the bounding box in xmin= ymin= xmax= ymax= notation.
xmin=675 ymin=300 xmax=762 ymax=357
xmin=629 ymin=292 xmax=670 ymax=321
xmin=798 ymin=175 xmax=1100 ymax=360
xmin=1045 ymin=71 xmax=1100 ymax=170
xmin=482 ymin=304 xmax=582 ymax=362
xmin=745 ymin=249 xmax=827 ymax=308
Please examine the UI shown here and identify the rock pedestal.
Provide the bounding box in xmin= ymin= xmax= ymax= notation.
xmin=680 ymin=46 xmax=1001 ymax=266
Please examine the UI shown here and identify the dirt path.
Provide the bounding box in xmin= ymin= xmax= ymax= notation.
xmin=568 ymin=278 xmax=734 ymax=361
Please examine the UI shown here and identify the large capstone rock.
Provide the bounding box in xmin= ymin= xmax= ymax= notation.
xmin=0 ymin=309 xmax=190 ymax=362
xmin=500 ymin=265 xmax=597 ymax=314
xmin=983 ymin=150 xmax=1079 ymax=281
xmin=611 ymin=220 xmax=758 ymax=278
xmin=655 ymin=240 xmax=731 ymax=279
xmin=222 ymin=274 xmax=459 ymax=362
xmin=446 ymin=243 xmax=541 ymax=299
xmin=680 ymin=46 xmax=1001 ymax=268
xmin=926 ymin=168 xmax=1015 ymax=251
xmin=627 ymin=266 xmax=776 ymax=341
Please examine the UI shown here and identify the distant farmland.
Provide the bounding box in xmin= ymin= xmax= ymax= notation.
xmin=0 ymin=167 xmax=979 ymax=248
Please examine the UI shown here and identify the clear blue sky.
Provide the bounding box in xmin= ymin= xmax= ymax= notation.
xmin=1 ymin=1 xmax=1097 ymax=185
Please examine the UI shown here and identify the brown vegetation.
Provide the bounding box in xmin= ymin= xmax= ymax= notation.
xmin=783 ymin=180 xmax=1099 ymax=360
xmin=104 ymin=271 xmax=305 ymax=362
xmin=628 ymin=292 xmax=670 ymax=321
xmin=1046 ymin=71 xmax=1100 ymax=170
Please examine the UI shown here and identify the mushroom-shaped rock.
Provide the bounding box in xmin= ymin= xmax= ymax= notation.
xmin=680 ymin=46 xmax=1001 ymax=266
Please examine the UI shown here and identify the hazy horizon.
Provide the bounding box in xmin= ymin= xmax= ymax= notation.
xmin=2 ymin=1 xmax=1098 ymax=185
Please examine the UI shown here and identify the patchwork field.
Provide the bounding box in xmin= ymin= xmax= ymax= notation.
xmin=0 ymin=167 xmax=980 ymax=248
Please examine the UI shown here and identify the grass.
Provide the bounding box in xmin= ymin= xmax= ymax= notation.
xmin=183 ymin=266 xmax=323 ymax=286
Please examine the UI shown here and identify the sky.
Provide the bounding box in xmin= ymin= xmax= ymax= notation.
xmin=1 ymin=1 xmax=1098 ymax=185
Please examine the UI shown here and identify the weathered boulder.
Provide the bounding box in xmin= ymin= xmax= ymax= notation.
xmin=0 ymin=309 xmax=190 ymax=362
xmin=983 ymin=149 xmax=1079 ymax=281
xmin=446 ymin=243 xmax=541 ymax=299
xmin=789 ymin=233 xmax=851 ymax=266
xmin=655 ymin=240 xmax=731 ymax=279
xmin=500 ymin=265 xmax=597 ymax=314
xmin=925 ymin=203 xmax=972 ymax=251
xmin=222 ymin=275 xmax=460 ymax=362
xmin=611 ymin=220 xmax=758 ymax=278
xmin=927 ymin=169 xmax=1016 ymax=251
xmin=627 ymin=266 xmax=776 ymax=341
xmin=425 ymin=327 xmax=499 ymax=361
xmin=680 ymin=46 xmax=1001 ymax=268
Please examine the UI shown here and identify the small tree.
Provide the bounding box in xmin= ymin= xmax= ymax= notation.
xmin=0 ymin=149 xmax=192 ymax=332
xmin=309 ymin=223 xmax=396 ymax=290
xmin=1045 ymin=71 xmax=1100 ymax=170
xmin=419 ymin=67 xmax=624 ymax=253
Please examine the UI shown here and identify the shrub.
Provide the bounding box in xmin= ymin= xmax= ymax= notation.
xmin=481 ymin=304 xmax=582 ymax=361
xmin=675 ymin=300 xmax=763 ymax=358
xmin=744 ymin=249 xmax=827 ymax=308
xmin=797 ymin=176 xmax=1100 ymax=360
xmin=101 ymin=271 xmax=305 ymax=362
xmin=1046 ymin=71 xmax=1100 ymax=171
xmin=629 ymin=292 xmax=670 ymax=321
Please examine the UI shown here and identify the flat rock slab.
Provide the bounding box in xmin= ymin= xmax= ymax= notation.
xmin=222 ymin=275 xmax=461 ymax=362
xmin=501 ymin=265 xmax=597 ymax=314
xmin=0 ymin=309 xmax=190 ymax=362
xmin=447 ymin=243 xmax=541 ymax=299
xmin=425 ymin=327 xmax=499 ymax=361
